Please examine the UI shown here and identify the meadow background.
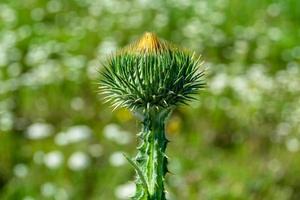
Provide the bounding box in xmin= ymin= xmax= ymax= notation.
xmin=0 ymin=0 xmax=300 ymax=199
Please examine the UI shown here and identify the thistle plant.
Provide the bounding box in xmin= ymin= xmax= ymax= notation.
xmin=99 ymin=32 xmax=205 ymax=200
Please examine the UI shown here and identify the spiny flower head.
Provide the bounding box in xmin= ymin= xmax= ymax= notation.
xmin=99 ymin=32 xmax=205 ymax=111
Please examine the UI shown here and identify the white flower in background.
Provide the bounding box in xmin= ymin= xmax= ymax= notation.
xmin=97 ymin=39 xmax=117 ymax=56
xmin=286 ymin=138 xmax=299 ymax=152
xmin=0 ymin=111 xmax=13 ymax=131
xmin=231 ymin=75 xmax=261 ymax=103
xmin=70 ymin=97 xmax=84 ymax=111
xmin=66 ymin=125 xmax=91 ymax=143
xmin=231 ymin=76 xmax=248 ymax=95
xmin=44 ymin=151 xmax=64 ymax=169
xmin=268 ymin=27 xmax=282 ymax=41
xmin=23 ymin=196 xmax=35 ymax=200
xmin=209 ymin=73 xmax=228 ymax=95
xmin=54 ymin=132 xmax=68 ymax=146
xmin=63 ymin=55 xmax=86 ymax=69
xmin=41 ymin=182 xmax=56 ymax=197
xmin=54 ymin=188 xmax=69 ymax=200
xmin=115 ymin=182 xmax=136 ymax=199
xmin=13 ymin=163 xmax=28 ymax=178
xmin=8 ymin=62 xmax=22 ymax=77
xmin=21 ymin=60 xmax=61 ymax=86
xmin=25 ymin=122 xmax=54 ymax=140
xmin=267 ymin=3 xmax=281 ymax=17
xmin=41 ymin=181 xmax=68 ymax=199
xmin=1 ymin=30 xmax=17 ymax=48
xmin=30 ymin=8 xmax=45 ymax=22
xmin=247 ymin=66 xmax=273 ymax=91
xmin=87 ymin=59 xmax=99 ymax=80
xmin=267 ymin=159 xmax=281 ymax=173
xmin=0 ymin=46 xmax=8 ymax=66
xmin=0 ymin=4 xmax=16 ymax=24
xmin=68 ymin=151 xmax=90 ymax=171
xmin=234 ymin=40 xmax=249 ymax=55
xmin=55 ymin=125 xmax=91 ymax=146
xmin=17 ymin=25 xmax=32 ymax=40
xmin=47 ymin=0 xmax=63 ymax=13
xmin=88 ymin=144 xmax=103 ymax=157
xmin=25 ymin=45 xmax=48 ymax=66
xmin=109 ymin=151 xmax=126 ymax=167
xmin=276 ymin=122 xmax=291 ymax=136
xmin=103 ymin=124 xmax=131 ymax=145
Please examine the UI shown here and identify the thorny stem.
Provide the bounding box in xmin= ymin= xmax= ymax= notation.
xmin=133 ymin=109 xmax=171 ymax=200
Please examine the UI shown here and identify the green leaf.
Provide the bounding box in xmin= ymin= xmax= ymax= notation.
xmin=123 ymin=154 xmax=149 ymax=196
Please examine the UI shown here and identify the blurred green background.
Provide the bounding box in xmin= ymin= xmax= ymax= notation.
xmin=0 ymin=0 xmax=300 ymax=199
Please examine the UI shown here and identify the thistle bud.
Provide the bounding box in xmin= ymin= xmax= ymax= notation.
xmin=100 ymin=32 xmax=205 ymax=112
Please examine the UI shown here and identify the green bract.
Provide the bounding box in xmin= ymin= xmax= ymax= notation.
xmin=99 ymin=32 xmax=205 ymax=200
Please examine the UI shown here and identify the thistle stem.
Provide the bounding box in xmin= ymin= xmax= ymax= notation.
xmin=133 ymin=109 xmax=171 ymax=200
